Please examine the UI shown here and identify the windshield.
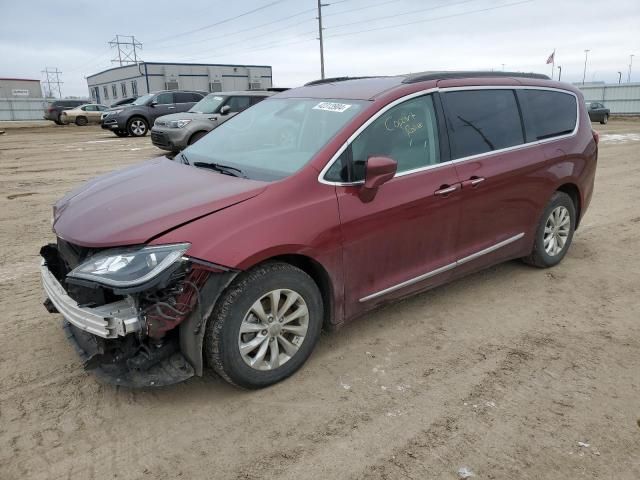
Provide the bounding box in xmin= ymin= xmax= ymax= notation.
xmin=190 ymin=94 xmax=226 ymax=114
xmin=183 ymin=98 xmax=367 ymax=181
xmin=132 ymin=93 xmax=154 ymax=106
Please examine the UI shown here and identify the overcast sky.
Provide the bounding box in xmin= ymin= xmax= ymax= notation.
xmin=0 ymin=0 xmax=638 ymax=97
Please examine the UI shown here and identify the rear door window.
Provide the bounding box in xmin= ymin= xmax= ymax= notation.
xmin=442 ymin=89 xmax=524 ymax=159
xmin=519 ymin=89 xmax=577 ymax=141
xmin=175 ymin=92 xmax=200 ymax=103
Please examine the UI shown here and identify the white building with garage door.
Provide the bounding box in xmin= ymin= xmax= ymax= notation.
xmin=86 ymin=62 xmax=273 ymax=106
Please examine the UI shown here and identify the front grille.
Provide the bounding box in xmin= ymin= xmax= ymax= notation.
xmin=151 ymin=131 xmax=169 ymax=147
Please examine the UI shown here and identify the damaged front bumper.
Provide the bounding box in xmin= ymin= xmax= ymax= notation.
xmin=40 ymin=242 xmax=237 ymax=387
xmin=41 ymin=260 xmax=141 ymax=338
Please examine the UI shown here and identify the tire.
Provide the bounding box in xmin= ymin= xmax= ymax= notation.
xmin=114 ymin=130 xmax=129 ymax=137
xmin=127 ymin=117 xmax=149 ymax=137
xmin=600 ymin=114 xmax=608 ymax=125
xmin=188 ymin=130 xmax=208 ymax=145
xmin=523 ymin=191 xmax=576 ymax=268
xmin=205 ymin=262 xmax=323 ymax=389
xmin=75 ymin=116 xmax=88 ymax=126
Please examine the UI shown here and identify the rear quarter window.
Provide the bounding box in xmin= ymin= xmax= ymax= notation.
xmin=442 ymin=89 xmax=524 ymax=160
xmin=519 ymin=89 xmax=577 ymax=141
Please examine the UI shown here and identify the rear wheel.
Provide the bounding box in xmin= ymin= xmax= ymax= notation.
xmin=523 ymin=191 xmax=576 ymax=268
xmin=205 ymin=262 xmax=323 ymax=389
xmin=127 ymin=117 xmax=148 ymax=137
xmin=600 ymin=114 xmax=608 ymax=125
xmin=75 ymin=116 xmax=88 ymax=126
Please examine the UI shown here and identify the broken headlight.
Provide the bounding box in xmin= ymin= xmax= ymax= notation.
xmin=68 ymin=243 xmax=190 ymax=288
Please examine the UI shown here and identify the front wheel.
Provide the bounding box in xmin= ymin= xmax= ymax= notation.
xmin=600 ymin=114 xmax=608 ymax=125
xmin=205 ymin=262 xmax=323 ymax=389
xmin=523 ymin=191 xmax=576 ymax=268
xmin=127 ymin=117 xmax=149 ymax=137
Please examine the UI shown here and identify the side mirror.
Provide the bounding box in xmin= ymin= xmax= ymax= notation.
xmin=220 ymin=105 xmax=231 ymax=115
xmin=359 ymin=156 xmax=397 ymax=202
xmin=150 ymin=100 xmax=158 ymax=107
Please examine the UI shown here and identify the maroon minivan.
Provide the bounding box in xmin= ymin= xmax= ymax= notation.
xmin=41 ymin=72 xmax=598 ymax=388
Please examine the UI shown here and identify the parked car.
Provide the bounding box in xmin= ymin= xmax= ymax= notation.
xmin=101 ymin=90 xmax=206 ymax=137
xmin=586 ymin=101 xmax=610 ymax=124
xmin=151 ymin=91 xmax=275 ymax=153
xmin=43 ymin=99 xmax=89 ymax=125
xmin=110 ymin=97 xmax=137 ymax=108
xmin=60 ymin=103 xmax=109 ymax=126
xmin=41 ymin=72 xmax=597 ymax=389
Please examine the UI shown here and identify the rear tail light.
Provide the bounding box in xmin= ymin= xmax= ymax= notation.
xmin=48 ymin=107 xmax=55 ymax=112
xmin=592 ymin=129 xmax=599 ymax=145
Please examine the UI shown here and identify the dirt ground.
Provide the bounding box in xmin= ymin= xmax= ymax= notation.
xmin=1 ymin=121 xmax=639 ymax=480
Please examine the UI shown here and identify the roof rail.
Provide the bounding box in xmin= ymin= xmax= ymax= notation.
xmin=402 ymin=71 xmax=551 ymax=83
xmin=304 ymin=76 xmax=380 ymax=86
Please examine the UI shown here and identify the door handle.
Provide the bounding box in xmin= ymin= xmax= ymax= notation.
xmin=434 ymin=185 xmax=459 ymax=197
xmin=462 ymin=176 xmax=485 ymax=189
xmin=168 ymin=106 xmax=176 ymax=109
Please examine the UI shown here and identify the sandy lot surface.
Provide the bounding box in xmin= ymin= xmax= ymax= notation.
xmin=1 ymin=122 xmax=639 ymax=480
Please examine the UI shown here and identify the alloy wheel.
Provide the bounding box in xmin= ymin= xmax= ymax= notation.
xmin=238 ymin=289 xmax=309 ymax=371
xmin=543 ymin=206 xmax=570 ymax=256
xmin=130 ymin=120 xmax=146 ymax=136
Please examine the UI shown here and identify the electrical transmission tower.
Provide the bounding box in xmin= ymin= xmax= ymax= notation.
xmin=41 ymin=67 xmax=63 ymax=98
xmin=109 ymin=35 xmax=143 ymax=66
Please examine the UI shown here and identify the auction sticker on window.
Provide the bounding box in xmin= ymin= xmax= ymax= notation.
xmin=313 ymin=102 xmax=352 ymax=113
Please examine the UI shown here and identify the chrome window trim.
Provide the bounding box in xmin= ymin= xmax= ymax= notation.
xmin=318 ymin=85 xmax=580 ymax=187
xmin=359 ymin=232 xmax=525 ymax=302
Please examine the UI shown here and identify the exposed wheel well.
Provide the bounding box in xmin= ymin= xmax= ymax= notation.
xmin=557 ymin=183 xmax=582 ymax=228
xmin=188 ymin=130 xmax=209 ymax=145
xmin=270 ymin=254 xmax=333 ymax=329
xmin=127 ymin=115 xmax=148 ymax=126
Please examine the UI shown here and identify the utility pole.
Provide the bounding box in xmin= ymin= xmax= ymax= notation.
xmin=317 ymin=1 xmax=328 ymax=79
xmin=618 ymin=71 xmax=622 ymax=84
xmin=41 ymin=67 xmax=63 ymax=98
xmin=629 ymin=54 xmax=635 ymax=83
xmin=501 ymin=63 xmax=505 ymax=71
xmin=109 ymin=35 xmax=143 ymax=66
xmin=582 ymin=49 xmax=590 ymax=85
xmin=557 ymin=65 xmax=562 ymax=81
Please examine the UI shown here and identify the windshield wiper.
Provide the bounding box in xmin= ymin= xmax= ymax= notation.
xmin=193 ymin=161 xmax=246 ymax=178
xmin=179 ymin=152 xmax=190 ymax=165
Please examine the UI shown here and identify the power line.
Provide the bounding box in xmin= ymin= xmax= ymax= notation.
xmin=324 ymin=0 xmax=534 ymax=39
xmin=326 ymin=0 xmax=479 ymax=30
xmin=182 ymin=32 xmax=316 ymax=62
xmin=323 ymin=0 xmax=403 ymax=18
xmin=149 ymin=7 xmax=317 ymax=50
xmin=152 ymin=17 xmax=316 ymax=57
xmin=150 ymin=0 xmax=291 ymax=44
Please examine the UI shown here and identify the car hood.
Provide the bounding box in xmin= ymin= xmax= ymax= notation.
xmin=156 ymin=112 xmax=220 ymax=123
xmin=53 ymin=157 xmax=267 ymax=248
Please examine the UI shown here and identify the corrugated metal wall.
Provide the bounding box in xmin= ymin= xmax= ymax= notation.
xmin=576 ymin=83 xmax=640 ymax=114
xmin=0 ymin=98 xmax=47 ymax=120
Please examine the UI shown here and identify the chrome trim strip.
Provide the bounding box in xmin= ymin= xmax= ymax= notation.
xmin=41 ymin=261 xmax=140 ymax=339
xmin=318 ymin=85 xmax=580 ymax=187
xmin=358 ymin=261 xmax=456 ymax=303
xmin=456 ymin=232 xmax=525 ymax=266
xmin=359 ymin=233 xmax=525 ymax=302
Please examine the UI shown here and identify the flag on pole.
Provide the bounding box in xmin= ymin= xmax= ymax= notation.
xmin=546 ymin=51 xmax=555 ymax=64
